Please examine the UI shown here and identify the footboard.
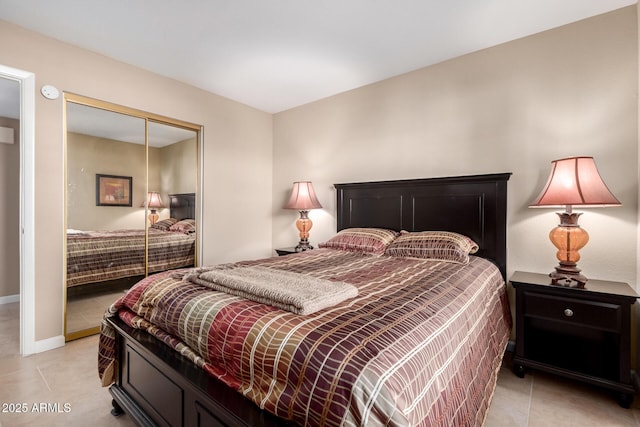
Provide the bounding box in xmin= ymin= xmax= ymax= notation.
xmin=106 ymin=317 xmax=292 ymax=427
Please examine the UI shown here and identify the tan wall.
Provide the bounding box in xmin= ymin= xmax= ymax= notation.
xmin=0 ymin=20 xmax=273 ymax=341
xmin=67 ymin=134 xmax=197 ymax=229
xmin=67 ymin=133 xmax=150 ymax=230
xmin=273 ymin=7 xmax=638 ymax=287
xmin=159 ymin=137 xmax=198 ymax=206
xmin=0 ymin=117 xmax=20 ymax=298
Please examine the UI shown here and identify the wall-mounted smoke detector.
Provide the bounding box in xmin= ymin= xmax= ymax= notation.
xmin=40 ymin=84 xmax=59 ymax=100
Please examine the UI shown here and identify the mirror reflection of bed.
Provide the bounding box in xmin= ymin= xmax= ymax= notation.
xmin=65 ymin=193 xmax=196 ymax=337
xmin=65 ymin=99 xmax=200 ymax=341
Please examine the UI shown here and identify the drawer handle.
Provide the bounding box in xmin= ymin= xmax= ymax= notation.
xmin=564 ymin=308 xmax=574 ymax=317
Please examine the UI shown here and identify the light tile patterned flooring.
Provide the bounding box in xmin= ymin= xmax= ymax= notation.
xmin=66 ymin=285 xmax=130 ymax=335
xmin=0 ymin=302 xmax=135 ymax=427
xmin=486 ymin=354 xmax=640 ymax=427
xmin=1 ymin=300 xmax=640 ymax=426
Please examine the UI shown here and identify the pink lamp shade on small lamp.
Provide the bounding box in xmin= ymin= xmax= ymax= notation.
xmin=141 ymin=191 xmax=165 ymax=225
xmin=284 ymin=181 xmax=322 ymax=252
xmin=529 ymin=156 xmax=620 ymax=287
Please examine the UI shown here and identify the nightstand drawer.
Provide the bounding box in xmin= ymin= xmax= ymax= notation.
xmin=524 ymin=292 xmax=621 ymax=331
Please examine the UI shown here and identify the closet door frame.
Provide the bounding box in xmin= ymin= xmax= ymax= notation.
xmin=63 ymin=92 xmax=202 ymax=341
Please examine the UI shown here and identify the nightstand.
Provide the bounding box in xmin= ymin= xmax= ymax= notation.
xmin=275 ymin=247 xmax=298 ymax=256
xmin=510 ymin=271 xmax=638 ymax=407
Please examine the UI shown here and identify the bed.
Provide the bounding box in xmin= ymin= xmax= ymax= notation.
xmin=67 ymin=193 xmax=196 ymax=288
xmin=99 ymin=173 xmax=511 ymax=427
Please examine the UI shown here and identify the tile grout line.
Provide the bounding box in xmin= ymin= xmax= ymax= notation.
xmin=525 ymin=374 xmax=534 ymax=427
xmin=36 ymin=366 xmax=52 ymax=392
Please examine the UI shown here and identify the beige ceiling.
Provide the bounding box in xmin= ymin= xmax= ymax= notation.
xmin=0 ymin=0 xmax=636 ymax=113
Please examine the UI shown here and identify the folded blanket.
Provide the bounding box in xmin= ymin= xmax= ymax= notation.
xmin=186 ymin=266 xmax=358 ymax=315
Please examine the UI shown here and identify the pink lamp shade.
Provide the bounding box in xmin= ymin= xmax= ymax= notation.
xmin=284 ymin=181 xmax=322 ymax=210
xmin=284 ymin=181 xmax=322 ymax=252
xmin=141 ymin=191 xmax=165 ymax=209
xmin=529 ymin=156 xmax=621 ymax=208
xmin=529 ymin=156 xmax=620 ymax=288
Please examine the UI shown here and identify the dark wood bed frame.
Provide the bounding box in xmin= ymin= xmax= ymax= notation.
xmin=106 ymin=173 xmax=511 ymax=427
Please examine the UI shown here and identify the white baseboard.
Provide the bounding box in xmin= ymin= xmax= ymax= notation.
xmin=34 ymin=335 xmax=65 ymax=354
xmin=0 ymin=293 xmax=63 ymax=355
xmin=0 ymin=294 xmax=19 ymax=305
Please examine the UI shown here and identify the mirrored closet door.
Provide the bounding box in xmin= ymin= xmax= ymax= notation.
xmin=64 ymin=94 xmax=201 ymax=341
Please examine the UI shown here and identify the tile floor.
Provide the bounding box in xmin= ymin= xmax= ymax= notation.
xmin=66 ymin=284 xmax=130 ymax=335
xmin=0 ymin=302 xmax=136 ymax=427
xmin=1 ymin=300 xmax=640 ymax=426
xmin=485 ymin=354 xmax=640 ymax=426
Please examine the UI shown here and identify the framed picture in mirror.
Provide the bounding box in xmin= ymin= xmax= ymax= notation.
xmin=96 ymin=173 xmax=132 ymax=206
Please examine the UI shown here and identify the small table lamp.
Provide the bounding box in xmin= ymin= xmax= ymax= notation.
xmin=529 ymin=156 xmax=621 ymax=288
xmin=284 ymin=181 xmax=322 ymax=252
xmin=142 ymin=191 xmax=164 ymax=225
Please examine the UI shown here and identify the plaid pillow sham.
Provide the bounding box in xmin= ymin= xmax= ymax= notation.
xmin=385 ymin=231 xmax=479 ymax=264
xmin=150 ymin=218 xmax=178 ymax=231
xmin=319 ymin=228 xmax=399 ymax=255
xmin=169 ymin=219 xmax=196 ymax=234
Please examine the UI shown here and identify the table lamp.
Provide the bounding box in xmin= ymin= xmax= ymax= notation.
xmin=529 ymin=156 xmax=621 ymax=287
xmin=284 ymin=181 xmax=322 ymax=252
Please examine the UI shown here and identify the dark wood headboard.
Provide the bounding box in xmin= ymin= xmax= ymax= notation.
xmin=335 ymin=173 xmax=511 ymax=278
xmin=169 ymin=193 xmax=196 ymax=220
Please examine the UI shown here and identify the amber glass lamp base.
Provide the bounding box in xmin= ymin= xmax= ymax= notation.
xmin=548 ymin=212 xmax=589 ymax=288
xmin=294 ymin=210 xmax=314 ymax=252
xmin=148 ymin=209 xmax=159 ymax=225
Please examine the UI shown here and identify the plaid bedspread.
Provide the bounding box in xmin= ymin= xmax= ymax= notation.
xmin=99 ymin=249 xmax=511 ymax=426
xmin=67 ymin=228 xmax=195 ymax=287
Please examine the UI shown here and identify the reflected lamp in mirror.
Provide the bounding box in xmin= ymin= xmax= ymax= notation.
xmin=284 ymin=181 xmax=322 ymax=252
xmin=529 ymin=156 xmax=621 ymax=288
xmin=142 ymin=191 xmax=164 ymax=225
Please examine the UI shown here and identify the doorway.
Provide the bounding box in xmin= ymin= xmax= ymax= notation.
xmin=0 ymin=76 xmax=19 ymax=356
xmin=0 ymin=64 xmax=36 ymax=355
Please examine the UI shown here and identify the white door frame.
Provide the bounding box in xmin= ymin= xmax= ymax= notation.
xmin=0 ymin=64 xmax=36 ymax=355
